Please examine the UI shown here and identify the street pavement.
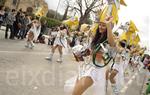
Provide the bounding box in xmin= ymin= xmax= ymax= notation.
xmin=0 ymin=27 xmax=148 ymax=95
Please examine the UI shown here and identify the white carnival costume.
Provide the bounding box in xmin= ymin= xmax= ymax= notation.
xmin=65 ymin=41 xmax=115 ymax=95
xmin=53 ymin=30 xmax=68 ymax=48
xmin=25 ymin=22 xmax=41 ymax=48
xmin=45 ymin=29 xmax=68 ymax=62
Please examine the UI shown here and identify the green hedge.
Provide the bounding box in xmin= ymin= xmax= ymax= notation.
xmin=40 ymin=17 xmax=62 ymax=28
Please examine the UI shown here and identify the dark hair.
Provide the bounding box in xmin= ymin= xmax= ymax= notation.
xmin=16 ymin=12 xmax=21 ymax=16
xmin=60 ymin=24 xmax=67 ymax=30
xmin=91 ymin=27 xmax=107 ymax=49
xmin=0 ymin=6 xmax=4 ymax=10
xmin=148 ymin=64 xmax=150 ymax=72
xmin=19 ymin=8 xmax=22 ymax=12
xmin=25 ymin=14 xmax=28 ymax=17
xmin=60 ymin=25 xmax=70 ymax=36
xmin=12 ymin=9 xmax=16 ymax=12
xmin=35 ymin=16 xmax=40 ymax=20
xmin=119 ymin=40 xmax=127 ymax=48
xmin=127 ymin=45 xmax=132 ymax=50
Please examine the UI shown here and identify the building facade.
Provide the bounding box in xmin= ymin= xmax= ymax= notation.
xmin=4 ymin=0 xmax=48 ymax=16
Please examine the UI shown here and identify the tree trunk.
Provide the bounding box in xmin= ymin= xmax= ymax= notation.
xmin=77 ymin=15 xmax=88 ymax=31
xmin=62 ymin=5 xmax=69 ymax=20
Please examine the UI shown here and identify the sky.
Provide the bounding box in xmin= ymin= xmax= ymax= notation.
xmin=45 ymin=0 xmax=64 ymax=14
xmin=117 ymin=0 xmax=150 ymax=50
xmin=45 ymin=0 xmax=150 ymax=50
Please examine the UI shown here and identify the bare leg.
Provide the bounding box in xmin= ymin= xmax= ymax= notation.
xmin=51 ymin=45 xmax=58 ymax=54
xmin=45 ymin=45 xmax=58 ymax=60
xmin=106 ymin=69 xmax=110 ymax=80
xmin=58 ymin=45 xmax=63 ymax=56
xmin=109 ymin=69 xmax=119 ymax=95
xmin=28 ymin=32 xmax=34 ymax=49
xmin=109 ymin=69 xmax=118 ymax=84
xmin=72 ymin=76 xmax=93 ymax=95
xmin=57 ymin=45 xmax=63 ymax=62
xmin=26 ymin=32 xmax=34 ymax=48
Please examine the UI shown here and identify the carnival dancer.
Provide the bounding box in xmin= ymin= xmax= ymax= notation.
xmin=25 ymin=20 xmax=41 ymax=49
xmin=71 ymin=16 xmax=116 ymax=95
xmin=131 ymin=53 xmax=142 ymax=71
xmin=106 ymin=39 xmax=128 ymax=95
xmin=45 ymin=25 xmax=68 ymax=62
xmin=47 ymin=28 xmax=57 ymax=46
xmin=143 ymin=54 xmax=150 ymax=69
xmin=128 ymin=46 xmax=145 ymax=72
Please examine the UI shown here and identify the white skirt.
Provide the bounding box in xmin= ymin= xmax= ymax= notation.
xmin=78 ymin=63 xmax=107 ymax=95
xmin=29 ymin=28 xmax=40 ymax=41
xmin=53 ymin=37 xmax=67 ymax=48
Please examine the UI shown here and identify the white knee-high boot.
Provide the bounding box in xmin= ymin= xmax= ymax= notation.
xmin=45 ymin=53 xmax=54 ymax=61
xmin=28 ymin=41 xmax=34 ymax=49
xmin=57 ymin=54 xmax=63 ymax=62
xmin=111 ymin=83 xmax=119 ymax=95
xmin=25 ymin=41 xmax=30 ymax=48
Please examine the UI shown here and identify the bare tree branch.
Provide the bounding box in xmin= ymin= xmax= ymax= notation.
xmin=76 ymin=0 xmax=83 ymax=16
xmin=90 ymin=2 xmax=103 ymax=9
xmin=83 ymin=0 xmax=98 ymax=15
xmin=85 ymin=0 xmax=104 ymax=16
xmin=88 ymin=0 xmax=98 ymax=9
xmin=91 ymin=10 xmax=98 ymax=14
xmin=62 ymin=0 xmax=104 ymax=30
xmin=84 ymin=0 xmax=88 ymax=8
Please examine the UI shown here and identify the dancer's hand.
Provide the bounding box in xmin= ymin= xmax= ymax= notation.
xmin=105 ymin=16 xmax=113 ymax=24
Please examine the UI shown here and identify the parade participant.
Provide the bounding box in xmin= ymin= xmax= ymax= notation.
xmin=131 ymin=52 xmax=143 ymax=71
xmin=72 ymin=29 xmax=93 ymax=62
xmin=128 ymin=46 xmax=145 ymax=71
xmin=145 ymin=63 xmax=150 ymax=95
xmin=106 ymin=39 xmax=128 ymax=95
xmin=25 ymin=20 xmax=41 ymax=49
xmin=143 ymin=55 xmax=150 ymax=69
xmin=72 ymin=16 xmax=115 ymax=95
xmin=69 ymin=31 xmax=79 ymax=48
xmin=47 ymin=28 xmax=55 ymax=46
xmin=45 ymin=25 xmax=68 ymax=62
xmin=33 ymin=19 xmax=41 ymax=43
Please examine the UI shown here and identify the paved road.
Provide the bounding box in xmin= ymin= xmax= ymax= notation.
xmin=0 ymin=28 xmax=80 ymax=95
xmin=0 ymin=27 xmax=148 ymax=95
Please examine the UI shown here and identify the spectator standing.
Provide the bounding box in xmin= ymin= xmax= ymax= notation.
xmin=0 ymin=6 xmax=5 ymax=29
xmin=5 ymin=9 xmax=16 ymax=39
xmin=17 ymin=12 xmax=27 ymax=39
xmin=13 ymin=11 xmax=21 ymax=38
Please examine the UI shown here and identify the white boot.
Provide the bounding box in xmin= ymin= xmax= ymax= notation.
xmin=30 ymin=41 xmax=34 ymax=49
xmin=25 ymin=41 xmax=30 ymax=48
xmin=57 ymin=55 xmax=63 ymax=62
xmin=57 ymin=58 xmax=62 ymax=62
xmin=45 ymin=53 xmax=53 ymax=61
xmin=111 ymin=84 xmax=119 ymax=95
